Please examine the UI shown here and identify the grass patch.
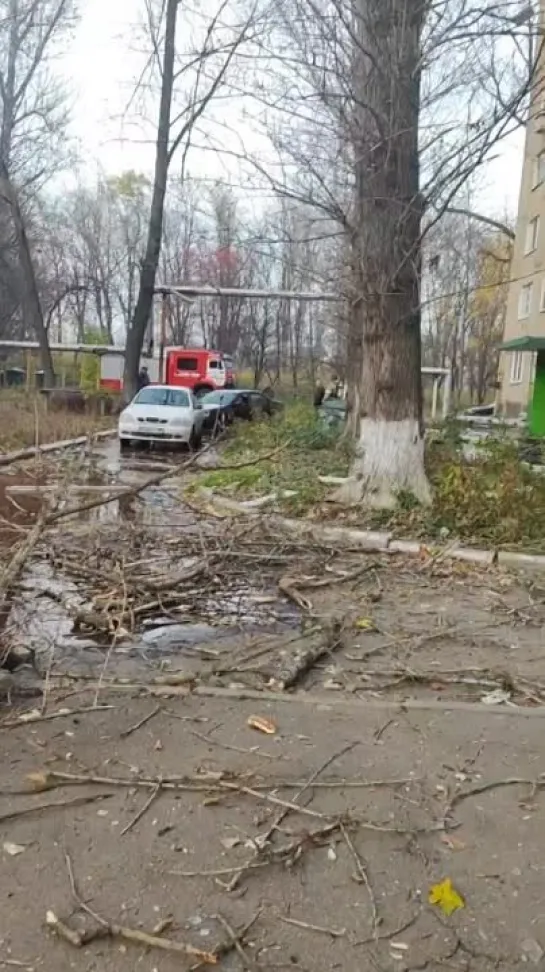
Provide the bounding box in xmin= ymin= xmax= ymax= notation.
xmin=192 ymin=403 xmax=351 ymax=515
xmin=194 ymin=406 xmax=545 ymax=551
xmin=360 ymin=438 xmax=545 ymax=551
xmin=0 ymin=391 xmax=112 ymax=452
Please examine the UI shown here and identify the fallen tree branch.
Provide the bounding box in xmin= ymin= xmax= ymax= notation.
xmin=213 ymin=913 xmax=259 ymax=971
xmin=53 ymin=851 xmax=217 ymax=963
xmin=46 ymin=911 xmax=217 ymax=963
xmin=1 ymin=705 xmax=113 ymax=730
xmin=278 ymin=914 xmax=346 ymax=938
xmin=0 ymin=793 xmax=112 ymax=824
xmin=447 ymin=776 xmax=545 ymax=814
xmin=0 ymin=508 xmax=48 ymax=626
xmin=0 ymin=430 xmax=115 ymax=469
xmin=269 ymin=618 xmax=344 ymax=691
xmin=340 ymin=822 xmax=378 ymax=938
xmin=120 ymin=782 xmax=162 ymax=836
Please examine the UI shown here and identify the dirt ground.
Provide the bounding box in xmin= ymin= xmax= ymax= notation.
xmin=3 ymin=442 xmax=545 ymax=971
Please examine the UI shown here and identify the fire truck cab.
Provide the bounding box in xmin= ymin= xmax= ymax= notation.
xmin=100 ymin=347 xmax=236 ymax=395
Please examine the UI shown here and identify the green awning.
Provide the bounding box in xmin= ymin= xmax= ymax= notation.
xmin=499 ymin=336 xmax=545 ymax=352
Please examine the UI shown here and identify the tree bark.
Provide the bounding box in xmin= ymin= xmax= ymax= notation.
xmin=0 ymin=167 xmax=55 ymax=385
xmin=337 ymin=0 xmax=429 ymax=508
xmin=123 ymin=0 xmax=178 ymax=401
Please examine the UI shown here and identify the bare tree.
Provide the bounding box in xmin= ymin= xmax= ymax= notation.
xmin=0 ymin=0 xmax=75 ymax=383
xmin=123 ymin=0 xmax=260 ymax=399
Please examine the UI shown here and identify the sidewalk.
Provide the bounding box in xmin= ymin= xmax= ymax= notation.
xmin=0 ymin=687 xmax=543 ymax=972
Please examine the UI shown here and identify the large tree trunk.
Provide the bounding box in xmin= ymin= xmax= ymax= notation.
xmin=123 ymin=0 xmax=177 ymax=400
xmin=338 ymin=0 xmax=429 ymax=508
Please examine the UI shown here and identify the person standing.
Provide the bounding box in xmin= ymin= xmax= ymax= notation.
xmin=137 ymin=366 xmax=150 ymax=391
xmin=314 ymin=380 xmax=326 ymax=408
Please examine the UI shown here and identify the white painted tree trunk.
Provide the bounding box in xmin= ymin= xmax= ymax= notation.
xmin=335 ymin=418 xmax=431 ymax=508
xmin=337 ymin=0 xmax=429 ymax=510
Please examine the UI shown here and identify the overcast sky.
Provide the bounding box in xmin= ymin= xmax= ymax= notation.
xmin=62 ymin=0 xmax=526 ymax=220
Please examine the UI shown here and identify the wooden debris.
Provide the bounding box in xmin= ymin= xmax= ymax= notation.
xmin=0 ymin=508 xmax=47 ymax=626
xmin=340 ymin=822 xmax=379 ymax=937
xmin=269 ymin=619 xmax=344 ymax=691
xmin=46 ymin=911 xmax=217 ymax=963
xmin=120 ymin=704 xmax=161 ymax=738
xmin=278 ymin=914 xmax=346 ymax=937
xmin=0 ymin=794 xmax=112 ymax=825
xmin=213 ymin=913 xmax=259 ymax=971
xmin=120 ymin=783 xmax=162 ymax=836
xmin=46 ymin=910 xmax=83 ymax=947
xmin=57 ymin=850 xmax=218 ymax=962
xmin=2 ymin=705 xmax=113 ymax=730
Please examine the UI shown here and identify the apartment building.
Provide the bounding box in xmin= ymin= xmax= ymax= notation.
xmin=499 ymin=83 xmax=545 ymax=417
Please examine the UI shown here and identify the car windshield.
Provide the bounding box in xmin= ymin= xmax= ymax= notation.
xmin=133 ymin=387 xmax=190 ymax=407
xmin=200 ymin=390 xmax=238 ymax=405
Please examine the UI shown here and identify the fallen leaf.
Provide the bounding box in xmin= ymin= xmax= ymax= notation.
xmin=354 ymin=618 xmax=374 ymax=631
xmin=3 ymin=842 xmax=26 ymax=856
xmin=26 ymin=771 xmax=57 ymax=792
xmin=428 ymin=878 xmax=465 ymax=916
xmin=247 ymin=715 xmax=277 ymax=735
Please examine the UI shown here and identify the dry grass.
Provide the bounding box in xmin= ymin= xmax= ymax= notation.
xmin=0 ymin=391 xmax=112 ymax=453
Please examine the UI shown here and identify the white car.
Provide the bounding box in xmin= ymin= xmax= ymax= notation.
xmin=118 ymin=385 xmax=205 ymax=451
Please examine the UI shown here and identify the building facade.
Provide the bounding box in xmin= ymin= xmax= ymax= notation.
xmin=500 ymin=81 xmax=545 ymax=416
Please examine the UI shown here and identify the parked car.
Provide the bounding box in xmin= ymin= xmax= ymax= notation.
xmin=118 ymin=385 xmax=205 ymax=451
xmin=200 ymin=389 xmax=283 ymax=433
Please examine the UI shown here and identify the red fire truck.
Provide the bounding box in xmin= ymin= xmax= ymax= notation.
xmin=100 ymin=347 xmax=236 ymax=395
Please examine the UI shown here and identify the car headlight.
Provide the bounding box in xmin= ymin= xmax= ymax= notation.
xmin=119 ymin=411 xmax=137 ymax=429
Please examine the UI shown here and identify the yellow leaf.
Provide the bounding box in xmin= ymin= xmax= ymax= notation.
xmin=354 ymin=618 xmax=374 ymax=631
xmin=26 ymin=771 xmax=58 ymax=793
xmin=428 ymin=878 xmax=465 ymax=916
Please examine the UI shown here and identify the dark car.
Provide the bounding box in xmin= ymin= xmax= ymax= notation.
xmin=200 ymin=389 xmax=283 ymax=434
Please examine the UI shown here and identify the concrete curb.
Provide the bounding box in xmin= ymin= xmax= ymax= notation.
xmin=271 ymin=515 xmax=545 ymax=571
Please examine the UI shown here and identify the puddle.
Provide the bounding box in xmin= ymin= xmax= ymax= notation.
xmin=2 ymin=437 xmax=301 ymax=681
xmin=11 ymin=562 xmax=301 ymax=679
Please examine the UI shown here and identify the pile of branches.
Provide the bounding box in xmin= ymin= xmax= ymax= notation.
xmin=37 ymin=519 xmax=335 ymax=644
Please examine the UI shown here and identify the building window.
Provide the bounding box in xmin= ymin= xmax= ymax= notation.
xmin=525 ymin=216 xmax=540 ymax=254
xmin=533 ymin=153 xmax=545 ymax=189
xmin=510 ymin=352 xmax=524 ymax=385
xmin=518 ymin=282 xmax=533 ymax=319
xmin=540 ymin=279 xmax=545 ymax=311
